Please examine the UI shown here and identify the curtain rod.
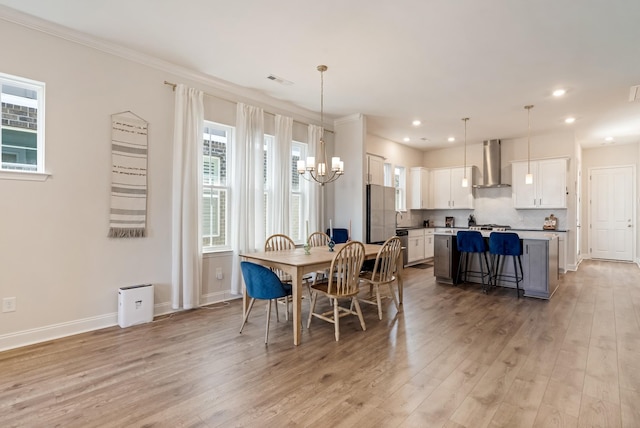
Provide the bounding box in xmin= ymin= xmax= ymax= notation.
xmin=164 ymin=80 xmax=333 ymax=133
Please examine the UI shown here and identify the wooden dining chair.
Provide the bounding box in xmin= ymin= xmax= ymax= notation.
xmin=308 ymin=231 xmax=331 ymax=248
xmin=307 ymin=231 xmax=331 ymax=284
xmin=264 ymin=233 xmax=295 ymax=282
xmin=358 ymin=236 xmax=402 ymax=320
xmin=307 ymin=241 xmax=366 ymax=341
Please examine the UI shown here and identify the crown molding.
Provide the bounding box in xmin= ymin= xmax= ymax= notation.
xmin=0 ymin=5 xmax=325 ymax=126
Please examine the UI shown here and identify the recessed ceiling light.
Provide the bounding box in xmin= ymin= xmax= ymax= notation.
xmin=605 ymin=136 xmax=614 ymax=141
xmin=412 ymin=120 xmax=421 ymax=126
xmin=448 ymin=137 xmax=455 ymax=142
xmin=403 ymin=137 xmax=410 ymax=142
xmin=565 ymin=117 xmax=575 ymax=124
xmin=552 ymin=89 xmax=566 ymax=97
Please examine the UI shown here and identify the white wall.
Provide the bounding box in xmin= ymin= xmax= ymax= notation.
xmin=0 ymin=17 xmax=325 ymax=350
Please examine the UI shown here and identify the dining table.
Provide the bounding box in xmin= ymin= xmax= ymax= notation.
xmin=240 ymin=242 xmax=404 ymax=345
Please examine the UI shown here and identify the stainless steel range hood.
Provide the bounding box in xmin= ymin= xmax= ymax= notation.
xmin=473 ymin=139 xmax=511 ymax=188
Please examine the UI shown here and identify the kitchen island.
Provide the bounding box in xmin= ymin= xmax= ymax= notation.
xmin=433 ymin=229 xmax=559 ymax=299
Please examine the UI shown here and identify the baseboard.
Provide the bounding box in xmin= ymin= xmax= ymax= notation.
xmin=0 ymin=313 xmax=117 ymax=353
xmin=0 ymin=294 xmax=242 ymax=352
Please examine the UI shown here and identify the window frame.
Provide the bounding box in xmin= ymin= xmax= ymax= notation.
xmin=394 ymin=165 xmax=407 ymax=211
xmin=0 ymin=72 xmax=47 ymax=180
xmin=202 ymin=121 xmax=233 ymax=253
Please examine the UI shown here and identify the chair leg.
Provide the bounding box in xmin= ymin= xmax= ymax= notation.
xmin=352 ymin=298 xmax=366 ymax=332
xmin=239 ymin=298 xmax=256 ymax=334
xmin=387 ymin=282 xmax=400 ymax=313
xmin=274 ymin=297 xmax=279 ymax=322
xmin=307 ymin=291 xmax=318 ymax=329
xmin=375 ymin=285 xmax=383 ymax=320
xmin=334 ymin=297 xmax=340 ymax=341
xmin=456 ymin=252 xmax=465 ymax=284
xmin=483 ymin=253 xmax=493 ymax=289
xmin=265 ymin=299 xmax=272 ymax=344
xmin=285 ymin=296 xmax=289 ymax=321
xmin=478 ymin=253 xmax=486 ymax=293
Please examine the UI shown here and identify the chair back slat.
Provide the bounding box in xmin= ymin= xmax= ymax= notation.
xmin=327 ymin=241 xmax=365 ymax=296
xmin=308 ymin=232 xmax=331 ymax=247
xmin=265 ymin=234 xmax=295 ymax=251
xmin=264 ymin=234 xmax=296 ymax=282
xmin=370 ymin=236 xmax=402 ymax=283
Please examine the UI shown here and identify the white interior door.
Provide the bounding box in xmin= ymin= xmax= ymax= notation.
xmin=589 ymin=166 xmax=634 ymax=261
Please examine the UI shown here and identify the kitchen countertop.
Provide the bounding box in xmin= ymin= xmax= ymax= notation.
xmin=433 ymin=228 xmax=559 ymax=240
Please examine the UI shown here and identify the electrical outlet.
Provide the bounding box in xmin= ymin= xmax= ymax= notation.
xmin=2 ymin=297 xmax=16 ymax=313
xmin=215 ymin=268 xmax=224 ymax=280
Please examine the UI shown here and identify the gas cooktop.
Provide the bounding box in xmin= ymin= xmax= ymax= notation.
xmin=469 ymin=224 xmax=511 ymax=231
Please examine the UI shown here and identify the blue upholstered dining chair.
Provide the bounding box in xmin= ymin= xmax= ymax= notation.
xmin=456 ymin=230 xmax=493 ymax=293
xmin=489 ymin=232 xmax=524 ymax=298
xmin=239 ymin=261 xmax=293 ymax=344
xmin=327 ymin=228 xmax=349 ymax=243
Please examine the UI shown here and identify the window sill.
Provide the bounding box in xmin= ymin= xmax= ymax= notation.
xmin=203 ymin=248 xmax=233 ymax=257
xmin=0 ymin=170 xmax=51 ymax=182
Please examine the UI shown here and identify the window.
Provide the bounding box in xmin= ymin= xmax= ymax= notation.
xmin=1 ymin=73 xmax=45 ymax=174
xmin=202 ymin=121 xmax=232 ymax=250
xmin=394 ymin=166 xmax=406 ymax=211
xmin=383 ymin=162 xmax=392 ymax=187
xmin=263 ymin=137 xmax=308 ymax=245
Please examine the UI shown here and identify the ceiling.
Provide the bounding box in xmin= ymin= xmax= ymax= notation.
xmin=1 ymin=0 xmax=640 ymax=150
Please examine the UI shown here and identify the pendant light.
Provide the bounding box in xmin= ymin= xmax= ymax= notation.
xmin=461 ymin=117 xmax=469 ymax=187
xmin=297 ymin=65 xmax=344 ymax=186
xmin=524 ymin=105 xmax=534 ymax=184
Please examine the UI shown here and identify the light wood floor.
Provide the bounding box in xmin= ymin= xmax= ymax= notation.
xmin=2 ymin=260 xmax=640 ymax=427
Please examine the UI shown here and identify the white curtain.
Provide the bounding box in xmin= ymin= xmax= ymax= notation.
xmin=307 ymin=124 xmax=323 ymax=234
xmin=270 ymin=115 xmax=293 ymax=235
xmin=171 ymin=84 xmax=204 ymax=310
xmin=230 ymin=103 xmax=265 ymax=295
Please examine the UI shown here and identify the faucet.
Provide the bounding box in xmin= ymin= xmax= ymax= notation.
xmin=395 ymin=211 xmax=402 ymax=229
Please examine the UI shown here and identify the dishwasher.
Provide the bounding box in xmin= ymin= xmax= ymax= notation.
xmin=395 ymin=229 xmax=409 ymax=267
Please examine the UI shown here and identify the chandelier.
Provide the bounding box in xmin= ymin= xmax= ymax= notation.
xmin=297 ymin=65 xmax=343 ymax=186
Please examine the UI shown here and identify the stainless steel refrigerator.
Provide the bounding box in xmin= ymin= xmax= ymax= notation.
xmin=366 ymin=184 xmax=397 ymax=243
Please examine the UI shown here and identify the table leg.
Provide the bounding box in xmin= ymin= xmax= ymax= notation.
xmin=292 ymin=269 xmax=303 ymax=345
xmin=397 ymin=251 xmax=404 ymax=304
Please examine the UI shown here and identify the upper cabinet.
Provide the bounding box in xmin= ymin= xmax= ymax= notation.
xmin=365 ymin=154 xmax=385 ymax=186
xmin=410 ymin=167 xmax=429 ymax=209
xmin=512 ymin=158 xmax=567 ymax=209
xmin=431 ymin=166 xmax=474 ymax=209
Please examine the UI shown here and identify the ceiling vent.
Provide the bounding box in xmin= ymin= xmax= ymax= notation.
xmin=629 ymin=85 xmax=640 ymax=102
xmin=266 ymin=74 xmax=293 ymax=85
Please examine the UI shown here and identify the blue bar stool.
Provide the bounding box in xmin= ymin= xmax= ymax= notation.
xmin=456 ymin=231 xmax=493 ymax=293
xmin=489 ymin=232 xmax=524 ymax=298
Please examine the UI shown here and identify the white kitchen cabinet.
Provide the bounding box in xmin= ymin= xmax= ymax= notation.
xmin=366 ymin=154 xmax=385 ymax=186
xmin=512 ymin=158 xmax=567 ymax=209
xmin=424 ymin=229 xmax=435 ymax=259
xmin=431 ymin=166 xmax=474 ymax=209
xmin=410 ymin=167 xmax=429 ymax=209
xmin=407 ymin=229 xmax=425 ymax=263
